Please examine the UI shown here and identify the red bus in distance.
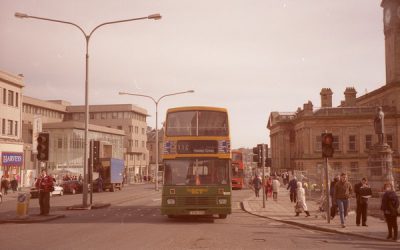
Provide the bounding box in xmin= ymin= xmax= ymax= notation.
xmin=231 ymin=150 xmax=244 ymax=190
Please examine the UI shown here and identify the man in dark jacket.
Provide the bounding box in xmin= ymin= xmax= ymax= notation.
xmin=35 ymin=169 xmax=54 ymax=216
xmin=330 ymin=175 xmax=339 ymax=219
xmin=354 ymin=178 xmax=372 ymax=226
xmin=287 ymin=176 xmax=297 ymax=203
xmin=381 ymin=183 xmax=399 ymax=241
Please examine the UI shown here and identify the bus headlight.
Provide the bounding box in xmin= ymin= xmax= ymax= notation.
xmin=218 ymin=198 xmax=228 ymax=205
xmin=167 ymin=198 xmax=176 ymax=205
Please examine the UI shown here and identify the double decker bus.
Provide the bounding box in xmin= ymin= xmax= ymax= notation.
xmin=161 ymin=106 xmax=231 ymax=219
xmin=231 ymin=150 xmax=244 ymax=190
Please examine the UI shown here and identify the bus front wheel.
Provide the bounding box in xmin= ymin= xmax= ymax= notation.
xmin=218 ymin=214 xmax=227 ymax=219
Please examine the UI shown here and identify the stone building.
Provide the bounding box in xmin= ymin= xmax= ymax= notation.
xmin=0 ymin=70 xmax=24 ymax=182
xmin=65 ymin=104 xmax=149 ymax=184
xmin=267 ymin=1 xmax=400 ymax=186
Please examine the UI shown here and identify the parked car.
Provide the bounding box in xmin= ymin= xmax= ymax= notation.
xmin=62 ymin=180 xmax=83 ymax=194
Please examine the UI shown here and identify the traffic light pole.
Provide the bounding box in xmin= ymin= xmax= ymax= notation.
xmin=262 ymin=144 xmax=266 ymax=209
xmin=325 ymin=156 xmax=330 ymax=224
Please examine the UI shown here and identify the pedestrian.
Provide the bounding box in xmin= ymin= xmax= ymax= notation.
xmin=354 ymin=177 xmax=372 ymax=226
xmin=381 ymin=183 xmax=399 ymax=241
xmin=334 ymin=173 xmax=353 ymax=228
xmin=35 ymin=169 xmax=54 ymax=216
xmin=264 ymin=176 xmax=272 ymax=200
xmin=78 ymin=174 xmax=83 ymax=182
xmin=1 ymin=176 xmax=9 ymax=195
xmin=252 ymin=175 xmax=262 ymax=197
xmin=272 ymin=176 xmax=280 ymax=201
xmin=10 ymin=177 xmax=18 ymax=192
xmin=295 ymin=182 xmax=311 ymax=217
xmin=287 ymin=176 xmax=298 ymax=203
xmin=97 ymin=176 xmax=103 ymax=192
xmin=330 ymin=175 xmax=339 ymax=219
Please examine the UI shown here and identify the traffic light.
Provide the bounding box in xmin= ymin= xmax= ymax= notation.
xmin=253 ymin=144 xmax=263 ymax=167
xmin=90 ymin=140 xmax=100 ymax=164
xmin=321 ymin=133 xmax=334 ymax=158
xmin=37 ymin=132 xmax=50 ymax=161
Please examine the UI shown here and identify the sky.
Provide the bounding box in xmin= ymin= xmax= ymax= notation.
xmin=0 ymin=0 xmax=386 ymax=149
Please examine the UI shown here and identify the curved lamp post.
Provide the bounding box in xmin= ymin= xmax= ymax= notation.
xmin=119 ymin=90 xmax=194 ymax=191
xmin=15 ymin=12 xmax=161 ymax=207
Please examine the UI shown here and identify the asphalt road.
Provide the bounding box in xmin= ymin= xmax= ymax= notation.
xmin=0 ymin=184 xmax=398 ymax=250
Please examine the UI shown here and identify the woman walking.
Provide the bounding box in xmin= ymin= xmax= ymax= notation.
xmin=295 ymin=182 xmax=310 ymax=217
xmin=381 ymin=183 xmax=399 ymax=241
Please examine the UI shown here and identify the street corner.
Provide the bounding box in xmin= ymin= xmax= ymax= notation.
xmin=91 ymin=203 xmax=111 ymax=209
xmin=66 ymin=204 xmax=92 ymax=210
xmin=66 ymin=203 xmax=111 ymax=210
xmin=0 ymin=214 xmax=66 ymax=224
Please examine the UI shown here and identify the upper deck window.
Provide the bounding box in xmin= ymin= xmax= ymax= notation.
xmin=166 ymin=111 xmax=228 ymax=136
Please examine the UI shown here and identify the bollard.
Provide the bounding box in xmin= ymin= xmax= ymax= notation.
xmin=16 ymin=192 xmax=30 ymax=219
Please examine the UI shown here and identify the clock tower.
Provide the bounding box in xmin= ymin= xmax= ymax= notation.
xmin=381 ymin=0 xmax=400 ymax=84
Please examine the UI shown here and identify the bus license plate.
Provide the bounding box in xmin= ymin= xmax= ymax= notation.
xmin=189 ymin=210 xmax=205 ymax=215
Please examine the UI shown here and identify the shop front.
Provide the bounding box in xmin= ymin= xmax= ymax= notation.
xmin=1 ymin=151 xmax=24 ymax=188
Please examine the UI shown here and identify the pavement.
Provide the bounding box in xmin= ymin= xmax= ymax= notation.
xmin=0 ymin=187 xmax=110 ymax=224
xmin=242 ymin=187 xmax=400 ymax=244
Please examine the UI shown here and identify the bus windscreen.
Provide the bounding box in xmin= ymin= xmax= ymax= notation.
xmin=164 ymin=159 xmax=229 ymax=186
xmin=166 ymin=111 xmax=228 ymax=136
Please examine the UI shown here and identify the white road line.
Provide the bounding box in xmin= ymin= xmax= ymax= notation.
xmin=152 ymin=198 xmax=161 ymax=202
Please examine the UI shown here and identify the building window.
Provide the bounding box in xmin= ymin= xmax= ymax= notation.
xmin=8 ymin=90 xmax=14 ymax=106
xmin=135 ymin=140 xmax=139 ymax=147
xmin=135 ymin=126 xmax=139 ymax=134
xmin=14 ymin=121 xmax=18 ymax=136
xmin=129 ymin=125 xmax=133 ymax=133
xmin=350 ymin=162 xmax=358 ymax=173
xmin=3 ymin=88 xmax=6 ymax=104
xmin=90 ymin=113 xmax=95 ymax=120
xmin=15 ymin=93 xmax=19 ymax=107
xmin=128 ymin=140 xmax=133 ymax=148
xmin=2 ymin=119 xmax=5 ymax=134
xmin=143 ymin=154 xmax=146 ymax=160
xmin=112 ymin=112 xmax=118 ymax=119
xmin=7 ymin=120 xmax=13 ymax=135
xmin=333 ymin=136 xmax=339 ymax=151
xmin=141 ymin=141 xmax=145 ymax=147
xmin=386 ymin=134 xmax=393 ymax=148
xmin=348 ymin=135 xmax=356 ymax=151
xmin=101 ymin=112 xmax=106 ymax=120
xmin=58 ymin=138 xmax=63 ymax=149
xmin=315 ymin=135 xmax=322 ymax=151
xmin=365 ymin=135 xmax=372 ymax=150
xmin=142 ymin=128 xmax=145 ymax=135
xmin=332 ymin=162 xmax=342 ymax=174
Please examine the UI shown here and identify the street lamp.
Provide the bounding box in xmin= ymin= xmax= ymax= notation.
xmin=119 ymin=90 xmax=194 ymax=191
xmin=15 ymin=12 xmax=161 ymax=208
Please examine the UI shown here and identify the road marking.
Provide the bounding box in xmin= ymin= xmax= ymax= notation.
xmin=152 ymin=198 xmax=161 ymax=202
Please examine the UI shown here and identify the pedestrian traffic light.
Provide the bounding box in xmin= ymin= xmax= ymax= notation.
xmin=37 ymin=132 xmax=50 ymax=161
xmin=253 ymin=144 xmax=263 ymax=167
xmin=321 ymin=133 xmax=334 ymax=158
xmin=90 ymin=140 xmax=100 ymax=164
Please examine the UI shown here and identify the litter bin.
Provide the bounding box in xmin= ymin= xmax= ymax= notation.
xmin=16 ymin=192 xmax=30 ymax=219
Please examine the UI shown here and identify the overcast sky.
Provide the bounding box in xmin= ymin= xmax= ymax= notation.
xmin=0 ymin=0 xmax=386 ymax=148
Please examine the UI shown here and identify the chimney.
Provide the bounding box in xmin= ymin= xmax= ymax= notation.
xmin=344 ymin=87 xmax=357 ymax=107
xmin=320 ymin=88 xmax=333 ymax=108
